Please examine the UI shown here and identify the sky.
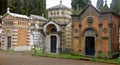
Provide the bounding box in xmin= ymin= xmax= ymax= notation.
xmin=46 ymin=0 xmax=112 ymax=9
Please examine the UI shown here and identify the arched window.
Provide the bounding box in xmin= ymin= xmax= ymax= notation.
xmin=62 ymin=11 xmax=65 ymax=15
xmin=87 ymin=17 xmax=93 ymax=25
xmin=57 ymin=12 xmax=59 ymax=15
xmin=51 ymin=28 xmax=57 ymax=33
xmin=51 ymin=12 xmax=53 ymax=15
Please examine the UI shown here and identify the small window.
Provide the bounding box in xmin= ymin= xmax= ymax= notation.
xmin=87 ymin=17 xmax=93 ymax=25
xmin=51 ymin=28 xmax=57 ymax=33
xmin=51 ymin=12 xmax=53 ymax=15
xmin=62 ymin=11 xmax=65 ymax=15
xmin=57 ymin=12 xmax=59 ymax=15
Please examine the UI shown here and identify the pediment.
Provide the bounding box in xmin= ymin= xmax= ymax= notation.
xmin=79 ymin=4 xmax=100 ymax=17
xmin=2 ymin=13 xmax=14 ymax=21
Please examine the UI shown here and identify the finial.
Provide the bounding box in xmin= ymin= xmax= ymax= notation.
xmin=7 ymin=7 xmax=10 ymax=13
xmin=60 ymin=0 xmax=62 ymax=5
xmin=105 ymin=0 xmax=107 ymax=4
xmin=88 ymin=0 xmax=91 ymax=4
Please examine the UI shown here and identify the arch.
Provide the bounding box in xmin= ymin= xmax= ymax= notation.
xmin=43 ymin=21 xmax=61 ymax=33
xmin=82 ymin=27 xmax=98 ymax=37
xmin=51 ymin=28 xmax=57 ymax=33
xmin=84 ymin=29 xmax=96 ymax=56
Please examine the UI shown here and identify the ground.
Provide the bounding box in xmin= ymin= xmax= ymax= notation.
xmin=0 ymin=53 xmax=116 ymax=65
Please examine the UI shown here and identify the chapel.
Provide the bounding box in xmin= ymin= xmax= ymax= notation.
xmin=72 ymin=0 xmax=119 ymax=58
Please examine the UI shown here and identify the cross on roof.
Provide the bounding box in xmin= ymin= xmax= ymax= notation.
xmin=60 ymin=0 xmax=62 ymax=5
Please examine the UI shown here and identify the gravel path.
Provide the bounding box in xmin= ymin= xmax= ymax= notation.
xmin=0 ymin=53 xmax=116 ymax=65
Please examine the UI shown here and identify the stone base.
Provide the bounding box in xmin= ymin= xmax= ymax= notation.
xmin=96 ymin=52 xmax=119 ymax=59
xmin=12 ymin=46 xmax=31 ymax=51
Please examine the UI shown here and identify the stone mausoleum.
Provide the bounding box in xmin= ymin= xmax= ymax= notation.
xmin=72 ymin=1 xmax=119 ymax=58
xmin=0 ymin=0 xmax=120 ymax=58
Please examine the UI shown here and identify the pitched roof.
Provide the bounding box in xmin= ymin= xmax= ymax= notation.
xmin=2 ymin=7 xmax=31 ymax=19
xmin=79 ymin=3 xmax=101 ymax=16
xmin=8 ymin=12 xmax=30 ymax=19
xmin=30 ymin=14 xmax=47 ymax=21
xmin=101 ymin=3 xmax=111 ymax=13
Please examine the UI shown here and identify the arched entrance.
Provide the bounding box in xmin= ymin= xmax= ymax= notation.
xmin=85 ymin=37 xmax=95 ymax=56
xmin=51 ymin=36 xmax=57 ymax=53
xmin=84 ymin=30 xmax=96 ymax=56
xmin=43 ymin=21 xmax=62 ymax=54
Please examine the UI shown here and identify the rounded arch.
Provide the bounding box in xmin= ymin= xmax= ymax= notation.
xmin=46 ymin=24 xmax=57 ymax=33
xmin=82 ymin=27 xmax=98 ymax=37
xmin=43 ymin=21 xmax=61 ymax=33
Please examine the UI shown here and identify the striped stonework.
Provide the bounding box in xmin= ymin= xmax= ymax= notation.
xmin=1 ymin=10 xmax=31 ymax=51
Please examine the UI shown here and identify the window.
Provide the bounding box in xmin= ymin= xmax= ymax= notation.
xmin=51 ymin=12 xmax=53 ymax=15
xmin=51 ymin=28 xmax=57 ymax=33
xmin=87 ymin=17 xmax=93 ymax=25
xmin=62 ymin=11 xmax=65 ymax=15
xmin=57 ymin=12 xmax=59 ymax=15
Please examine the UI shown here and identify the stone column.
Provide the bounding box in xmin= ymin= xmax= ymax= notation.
xmin=79 ymin=23 xmax=82 ymax=52
xmin=99 ymin=23 xmax=102 ymax=52
xmin=108 ymin=23 xmax=112 ymax=54
xmin=71 ymin=24 xmax=74 ymax=51
xmin=58 ymin=31 xmax=62 ymax=54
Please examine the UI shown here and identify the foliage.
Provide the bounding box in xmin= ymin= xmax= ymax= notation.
xmin=96 ymin=0 xmax=104 ymax=10
xmin=7 ymin=0 xmax=47 ymax=17
xmin=71 ymin=0 xmax=89 ymax=14
xmin=110 ymin=0 xmax=120 ymax=13
xmin=34 ymin=50 xmax=118 ymax=64
xmin=8 ymin=0 xmax=23 ymax=14
xmin=0 ymin=0 xmax=8 ymax=15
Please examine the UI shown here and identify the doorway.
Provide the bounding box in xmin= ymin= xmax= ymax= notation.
xmin=85 ymin=37 xmax=95 ymax=56
xmin=51 ymin=36 xmax=57 ymax=53
xmin=7 ymin=36 xmax=11 ymax=49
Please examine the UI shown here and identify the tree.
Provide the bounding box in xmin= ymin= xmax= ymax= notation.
xmin=8 ymin=0 xmax=47 ymax=17
xmin=71 ymin=0 xmax=89 ymax=14
xmin=8 ymin=0 xmax=23 ymax=14
xmin=22 ymin=0 xmax=31 ymax=15
xmin=0 ymin=0 xmax=8 ymax=15
xmin=96 ymin=0 xmax=104 ymax=10
xmin=30 ymin=0 xmax=46 ymax=16
xmin=110 ymin=0 xmax=120 ymax=13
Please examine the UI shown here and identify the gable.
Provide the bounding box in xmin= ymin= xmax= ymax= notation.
xmin=2 ymin=13 xmax=14 ymax=21
xmin=79 ymin=5 xmax=100 ymax=18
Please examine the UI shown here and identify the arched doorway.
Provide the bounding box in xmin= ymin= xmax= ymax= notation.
xmin=7 ymin=36 xmax=12 ymax=49
xmin=51 ymin=36 xmax=57 ymax=53
xmin=85 ymin=37 xmax=95 ymax=56
xmin=43 ymin=22 xmax=62 ymax=54
xmin=84 ymin=30 xmax=96 ymax=56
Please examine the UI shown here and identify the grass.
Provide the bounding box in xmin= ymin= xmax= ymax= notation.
xmin=0 ymin=49 xmax=119 ymax=64
xmin=33 ymin=50 xmax=118 ymax=64
xmin=0 ymin=50 xmax=14 ymax=54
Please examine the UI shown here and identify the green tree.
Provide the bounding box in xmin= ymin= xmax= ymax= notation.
xmin=96 ymin=0 xmax=104 ymax=10
xmin=22 ymin=0 xmax=31 ymax=15
xmin=30 ymin=0 xmax=46 ymax=16
xmin=0 ymin=0 xmax=8 ymax=15
xmin=110 ymin=0 xmax=120 ymax=13
xmin=8 ymin=0 xmax=23 ymax=14
xmin=8 ymin=0 xmax=47 ymax=17
xmin=71 ymin=0 xmax=89 ymax=14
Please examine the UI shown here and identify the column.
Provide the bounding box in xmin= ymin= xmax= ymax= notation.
xmin=108 ymin=23 xmax=112 ymax=53
xmin=99 ymin=23 xmax=102 ymax=52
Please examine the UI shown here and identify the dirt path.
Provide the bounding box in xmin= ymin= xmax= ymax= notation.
xmin=0 ymin=53 xmax=116 ymax=65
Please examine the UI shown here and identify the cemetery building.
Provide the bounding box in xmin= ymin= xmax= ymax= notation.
xmin=1 ymin=8 xmax=31 ymax=51
xmin=43 ymin=0 xmax=72 ymax=54
xmin=0 ymin=0 xmax=120 ymax=59
xmin=72 ymin=1 xmax=119 ymax=58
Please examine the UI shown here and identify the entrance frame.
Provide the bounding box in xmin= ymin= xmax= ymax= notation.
xmin=83 ymin=29 xmax=96 ymax=56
